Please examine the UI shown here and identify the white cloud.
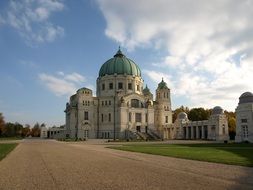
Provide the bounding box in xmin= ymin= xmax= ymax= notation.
xmin=39 ymin=73 xmax=76 ymax=96
xmin=64 ymin=72 xmax=85 ymax=83
xmin=142 ymin=70 xmax=174 ymax=90
xmin=3 ymin=0 xmax=64 ymax=45
xmin=57 ymin=71 xmax=64 ymax=76
xmin=97 ymin=0 xmax=253 ymax=110
xmin=39 ymin=72 xmax=88 ymax=97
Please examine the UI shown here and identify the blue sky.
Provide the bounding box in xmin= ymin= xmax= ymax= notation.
xmin=1 ymin=0 xmax=253 ymax=126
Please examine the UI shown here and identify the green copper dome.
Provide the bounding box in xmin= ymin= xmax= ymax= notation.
xmin=143 ymin=85 xmax=151 ymax=95
xmin=158 ymin=78 xmax=168 ymax=89
xmin=99 ymin=48 xmax=141 ymax=77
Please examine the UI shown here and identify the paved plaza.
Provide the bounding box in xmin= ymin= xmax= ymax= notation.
xmin=0 ymin=139 xmax=252 ymax=190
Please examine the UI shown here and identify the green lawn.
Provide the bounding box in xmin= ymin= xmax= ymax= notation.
xmin=110 ymin=143 xmax=253 ymax=167
xmin=0 ymin=143 xmax=18 ymax=161
xmin=0 ymin=137 xmax=23 ymax=141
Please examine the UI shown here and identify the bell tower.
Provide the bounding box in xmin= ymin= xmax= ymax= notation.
xmin=155 ymin=78 xmax=172 ymax=138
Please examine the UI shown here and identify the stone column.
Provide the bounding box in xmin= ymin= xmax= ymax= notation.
xmin=191 ymin=126 xmax=194 ymax=139
xmin=196 ymin=126 xmax=199 ymax=139
xmin=186 ymin=127 xmax=189 ymax=139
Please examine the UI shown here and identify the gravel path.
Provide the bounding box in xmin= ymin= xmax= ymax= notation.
xmin=0 ymin=139 xmax=252 ymax=190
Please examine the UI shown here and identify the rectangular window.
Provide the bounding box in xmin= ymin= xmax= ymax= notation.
xmin=129 ymin=112 xmax=131 ymax=122
xmin=109 ymin=100 xmax=111 ymax=105
xmin=242 ymin=125 xmax=248 ymax=138
xmin=165 ymin=116 xmax=168 ymax=123
xmin=137 ymin=85 xmax=140 ymax=91
xmin=102 ymin=101 xmax=104 ymax=106
xmin=105 ymin=101 xmax=107 ymax=106
xmin=109 ymin=83 xmax=113 ymax=89
xmin=135 ymin=113 xmax=142 ymax=122
xmin=118 ymin=82 xmax=123 ymax=89
xmin=241 ymin=119 xmax=247 ymax=123
xmin=102 ymin=83 xmax=105 ymax=90
xmin=101 ymin=114 xmax=104 ymax=122
xmin=128 ymin=83 xmax=132 ymax=90
xmin=84 ymin=111 xmax=88 ymax=120
xmin=108 ymin=113 xmax=111 ymax=122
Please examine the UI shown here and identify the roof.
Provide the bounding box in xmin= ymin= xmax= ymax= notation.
xmin=143 ymin=85 xmax=151 ymax=95
xmin=157 ymin=78 xmax=168 ymax=89
xmin=178 ymin=112 xmax=188 ymax=120
xmin=77 ymin=87 xmax=92 ymax=92
xmin=239 ymin=91 xmax=253 ymax=104
xmin=99 ymin=48 xmax=141 ymax=77
xmin=212 ymin=106 xmax=223 ymax=115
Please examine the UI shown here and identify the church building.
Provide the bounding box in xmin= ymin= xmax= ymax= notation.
xmin=65 ymin=49 xmax=172 ymax=140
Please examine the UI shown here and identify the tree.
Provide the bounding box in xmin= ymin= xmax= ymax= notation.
xmin=225 ymin=111 xmax=236 ymax=140
xmin=0 ymin=113 xmax=5 ymax=137
xmin=188 ymin=108 xmax=210 ymax=121
xmin=21 ymin=124 xmax=31 ymax=137
xmin=228 ymin=117 xmax=236 ymax=139
xmin=31 ymin=122 xmax=41 ymax=137
xmin=4 ymin=122 xmax=23 ymax=137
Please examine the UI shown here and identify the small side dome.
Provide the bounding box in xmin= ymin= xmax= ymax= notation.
xmin=157 ymin=78 xmax=168 ymax=89
xmin=178 ymin=112 xmax=188 ymax=120
xmin=239 ymin=92 xmax=253 ymax=104
xmin=212 ymin=106 xmax=224 ymax=115
xmin=143 ymin=85 xmax=151 ymax=95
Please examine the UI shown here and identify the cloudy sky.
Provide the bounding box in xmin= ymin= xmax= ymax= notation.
xmin=1 ymin=0 xmax=253 ymax=126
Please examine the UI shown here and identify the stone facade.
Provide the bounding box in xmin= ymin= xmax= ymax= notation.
xmin=235 ymin=92 xmax=253 ymax=142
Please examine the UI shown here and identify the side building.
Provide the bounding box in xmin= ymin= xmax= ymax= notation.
xmin=40 ymin=126 xmax=66 ymax=139
xmin=164 ymin=106 xmax=229 ymax=141
xmin=235 ymin=92 xmax=253 ymax=142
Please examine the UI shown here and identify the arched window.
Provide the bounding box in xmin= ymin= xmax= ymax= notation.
xmin=131 ymin=99 xmax=140 ymax=108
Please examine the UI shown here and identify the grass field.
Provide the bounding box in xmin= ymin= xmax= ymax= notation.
xmin=0 ymin=137 xmax=23 ymax=141
xmin=0 ymin=144 xmax=18 ymax=161
xmin=110 ymin=143 xmax=253 ymax=167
